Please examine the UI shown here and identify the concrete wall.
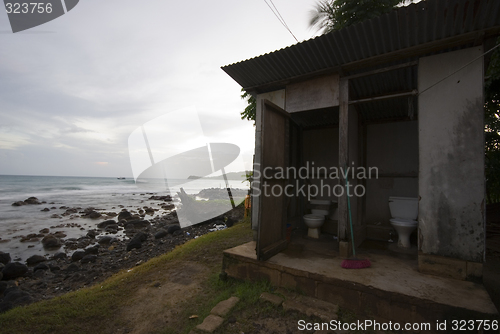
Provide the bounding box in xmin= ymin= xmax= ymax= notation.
xmin=303 ymin=127 xmax=340 ymax=208
xmin=286 ymin=74 xmax=339 ymax=113
xmin=252 ymin=90 xmax=286 ymax=232
xmin=418 ymin=47 xmax=485 ymax=263
xmin=365 ymin=121 xmax=419 ymax=232
xmin=303 ymin=127 xmax=339 ymax=170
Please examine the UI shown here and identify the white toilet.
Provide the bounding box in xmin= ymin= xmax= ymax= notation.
xmin=304 ymin=199 xmax=329 ymax=238
xmin=389 ymin=197 xmax=418 ymax=248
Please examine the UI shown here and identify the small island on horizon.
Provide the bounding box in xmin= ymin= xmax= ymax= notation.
xmin=187 ymin=171 xmax=249 ymax=181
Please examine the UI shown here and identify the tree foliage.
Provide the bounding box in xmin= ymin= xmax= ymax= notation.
xmin=485 ymin=39 xmax=500 ymax=203
xmin=240 ymin=88 xmax=256 ymax=124
xmin=309 ymin=0 xmax=405 ymax=34
xmin=240 ymin=0 xmax=408 ymax=122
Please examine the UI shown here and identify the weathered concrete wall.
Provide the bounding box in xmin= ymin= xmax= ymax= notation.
xmin=365 ymin=121 xmax=419 ymax=229
xmin=302 ymin=127 xmax=340 ymax=208
xmin=303 ymin=127 xmax=339 ymax=170
xmin=252 ymin=90 xmax=286 ymax=233
xmin=418 ymin=47 xmax=485 ymax=262
xmin=286 ymin=74 xmax=339 ymax=113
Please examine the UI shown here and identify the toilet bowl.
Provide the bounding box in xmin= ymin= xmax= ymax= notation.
xmin=304 ymin=199 xmax=330 ymax=238
xmin=304 ymin=214 xmax=325 ymax=238
xmin=389 ymin=197 xmax=418 ymax=248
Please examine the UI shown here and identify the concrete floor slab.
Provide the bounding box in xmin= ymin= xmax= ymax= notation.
xmin=223 ymin=236 xmax=499 ymax=325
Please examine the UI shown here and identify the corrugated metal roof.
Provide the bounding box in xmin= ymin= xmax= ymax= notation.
xmin=222 ymin=0 xmax=500 ymax=92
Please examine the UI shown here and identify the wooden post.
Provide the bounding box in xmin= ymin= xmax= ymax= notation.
xmin=338 ymin=78 xmax=351 ymax=258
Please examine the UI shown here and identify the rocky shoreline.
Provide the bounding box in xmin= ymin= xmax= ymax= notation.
xmin=0 ymin=189 xmax=247 ymax=314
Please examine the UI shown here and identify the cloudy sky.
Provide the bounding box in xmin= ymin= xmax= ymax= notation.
xmin=0 ymin=0 xmax=322 ymax=178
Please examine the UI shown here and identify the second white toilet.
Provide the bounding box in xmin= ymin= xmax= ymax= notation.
xmin=389 ymin=196 xmax=418 ymax=248
xmin=304 ymin=199 xmax=330 ymax=238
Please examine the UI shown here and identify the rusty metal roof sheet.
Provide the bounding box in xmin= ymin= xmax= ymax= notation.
xmin=222 ymin=0 xmax=500 ymax=92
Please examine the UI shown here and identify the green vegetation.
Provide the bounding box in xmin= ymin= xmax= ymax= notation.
xmin=485 ymin=37 xmax=500 ymax=204
xmin=240 ymin=88 xmax=256 ymax=124
xmin=0 ymin=219 xmax=253 ymax=334
xmin=161 ymin=276 xmax=277 ymax=334
xmin=309 ymin=0 xmax=406 ymax=34
xmin=0 ymin=216 xmax=376 ymax=333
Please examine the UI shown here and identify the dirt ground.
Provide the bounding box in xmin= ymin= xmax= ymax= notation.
xmin=114 ymin=261 xmax=210 ymax=334
xmin=107 ymin=219 xmax=500 ymax=334
xmin=6 ymin=205 xmax=498 ymax=334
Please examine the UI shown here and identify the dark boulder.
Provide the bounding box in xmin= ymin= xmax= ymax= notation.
xmin=41 ymin=208 xmax=50 ymax=212
xmin=80 ymin=255 xmax=97 ymax=264
xmin=71 ymin=251 xmax=86 ymax=262
xmin=154 ymin=229 xmax=168 ymax=239
xmin=126 ymin=232 xmax=148 ymax=251
xmin=52 ymin=252 xmax=67 ymax=260
xmin=24 ymin=197 xmax=41 ymax=204
xmin=104 ymin=224 xmax=119 ymax=233
xmin=118 ymin=211 xmax=132 ymax=222
xmin=97 ymin=236 xmax=114 ymax=245
xmin=33 ymin=263 xmax=49 ymax=272
xmin=26 ymin=255 xmax=46 ymax=266
xmin=86 ymin=230 xmax=100 ymax=239
xmin=4 ymin=288 xmax=34 ymax=306
xmin=162 ymin=203 xmax=175 ymax=210
xmin=134 ymin=232 xmax=148 ymax=242
xmin=0 ymin=281 xmax=7 ymax=294
xmin=2 ymin=262 xmax=28 ymax=280
xmin=41 ymin=235 xmax=62 ymax=249
xmin=126 ymin=238 xmax=142 ymax=251
xmin=49 ymin=264 xmax=60 ymax=271
xmin=85 ymin=245 xmax=99 ymax=255
xmin=148 ymin=195 xmax=172 ymax=201
xmin=63 ymin=208 xmax=78 ymax=215
xmin=53 ymin=231 xmax=66 ymax=239
xmin=97 ymin=219 xmax=117 ymax=229
xmin=167 ymin=225 xmax=181 ymax=234
xmin=225 ymin=218 xmax=235 ymax=228
xmin=130 ymin=220 xmax=150 ymax=229
xmin=124 ymin=220 xmax=150 ymax=230
xmin=89 ymin=211 xmax=102 ymax=219
xmin=0 ymin=252 xmax=11 ymax=265
xmin=39 ymin=228 xmax=50 ymax=234
xmin=66 ymin=263 xmax=79 ymax=272
xmin=11 ymin=201 xmax=25 ymax=206
xmin=172 ymin=229 xmax=183 ymax=237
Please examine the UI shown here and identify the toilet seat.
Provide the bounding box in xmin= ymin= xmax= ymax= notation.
xmin=304 ymin=214 xmax=324 ymax=221
xmin=390 ymin=218 xmax=417 ymax=226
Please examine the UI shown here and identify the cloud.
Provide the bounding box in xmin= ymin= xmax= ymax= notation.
xmin=0 ymin=0 xmax=316 ymax=177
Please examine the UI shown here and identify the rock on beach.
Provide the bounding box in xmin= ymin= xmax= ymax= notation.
xmin=26 ymin=255 xmax=46 ymax=266
xmin=2 ymin=262 xmax=28 ymax=280
xmin=0 ymin=252 xmax=10 ymax=265
xmin=41 ymin=235 xmax=62 ymax=249
xmin=0 ymin=189 xmax=245 ymax=314
xmin=12 ymin=197 xmax=43 ymax=206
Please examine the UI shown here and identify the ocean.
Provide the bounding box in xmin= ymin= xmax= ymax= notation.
xmin=0 ymin=175 xmax=248 ymax=261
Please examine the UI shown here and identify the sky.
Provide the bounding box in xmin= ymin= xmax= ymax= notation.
xmin=0 ymin=0 xmax=323 ymax=178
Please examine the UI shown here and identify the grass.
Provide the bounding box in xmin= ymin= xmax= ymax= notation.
xmin=1 ymin=217 xmax=367 ymax=334
xmin=0 ymin=218 xmax=253 ymax=334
